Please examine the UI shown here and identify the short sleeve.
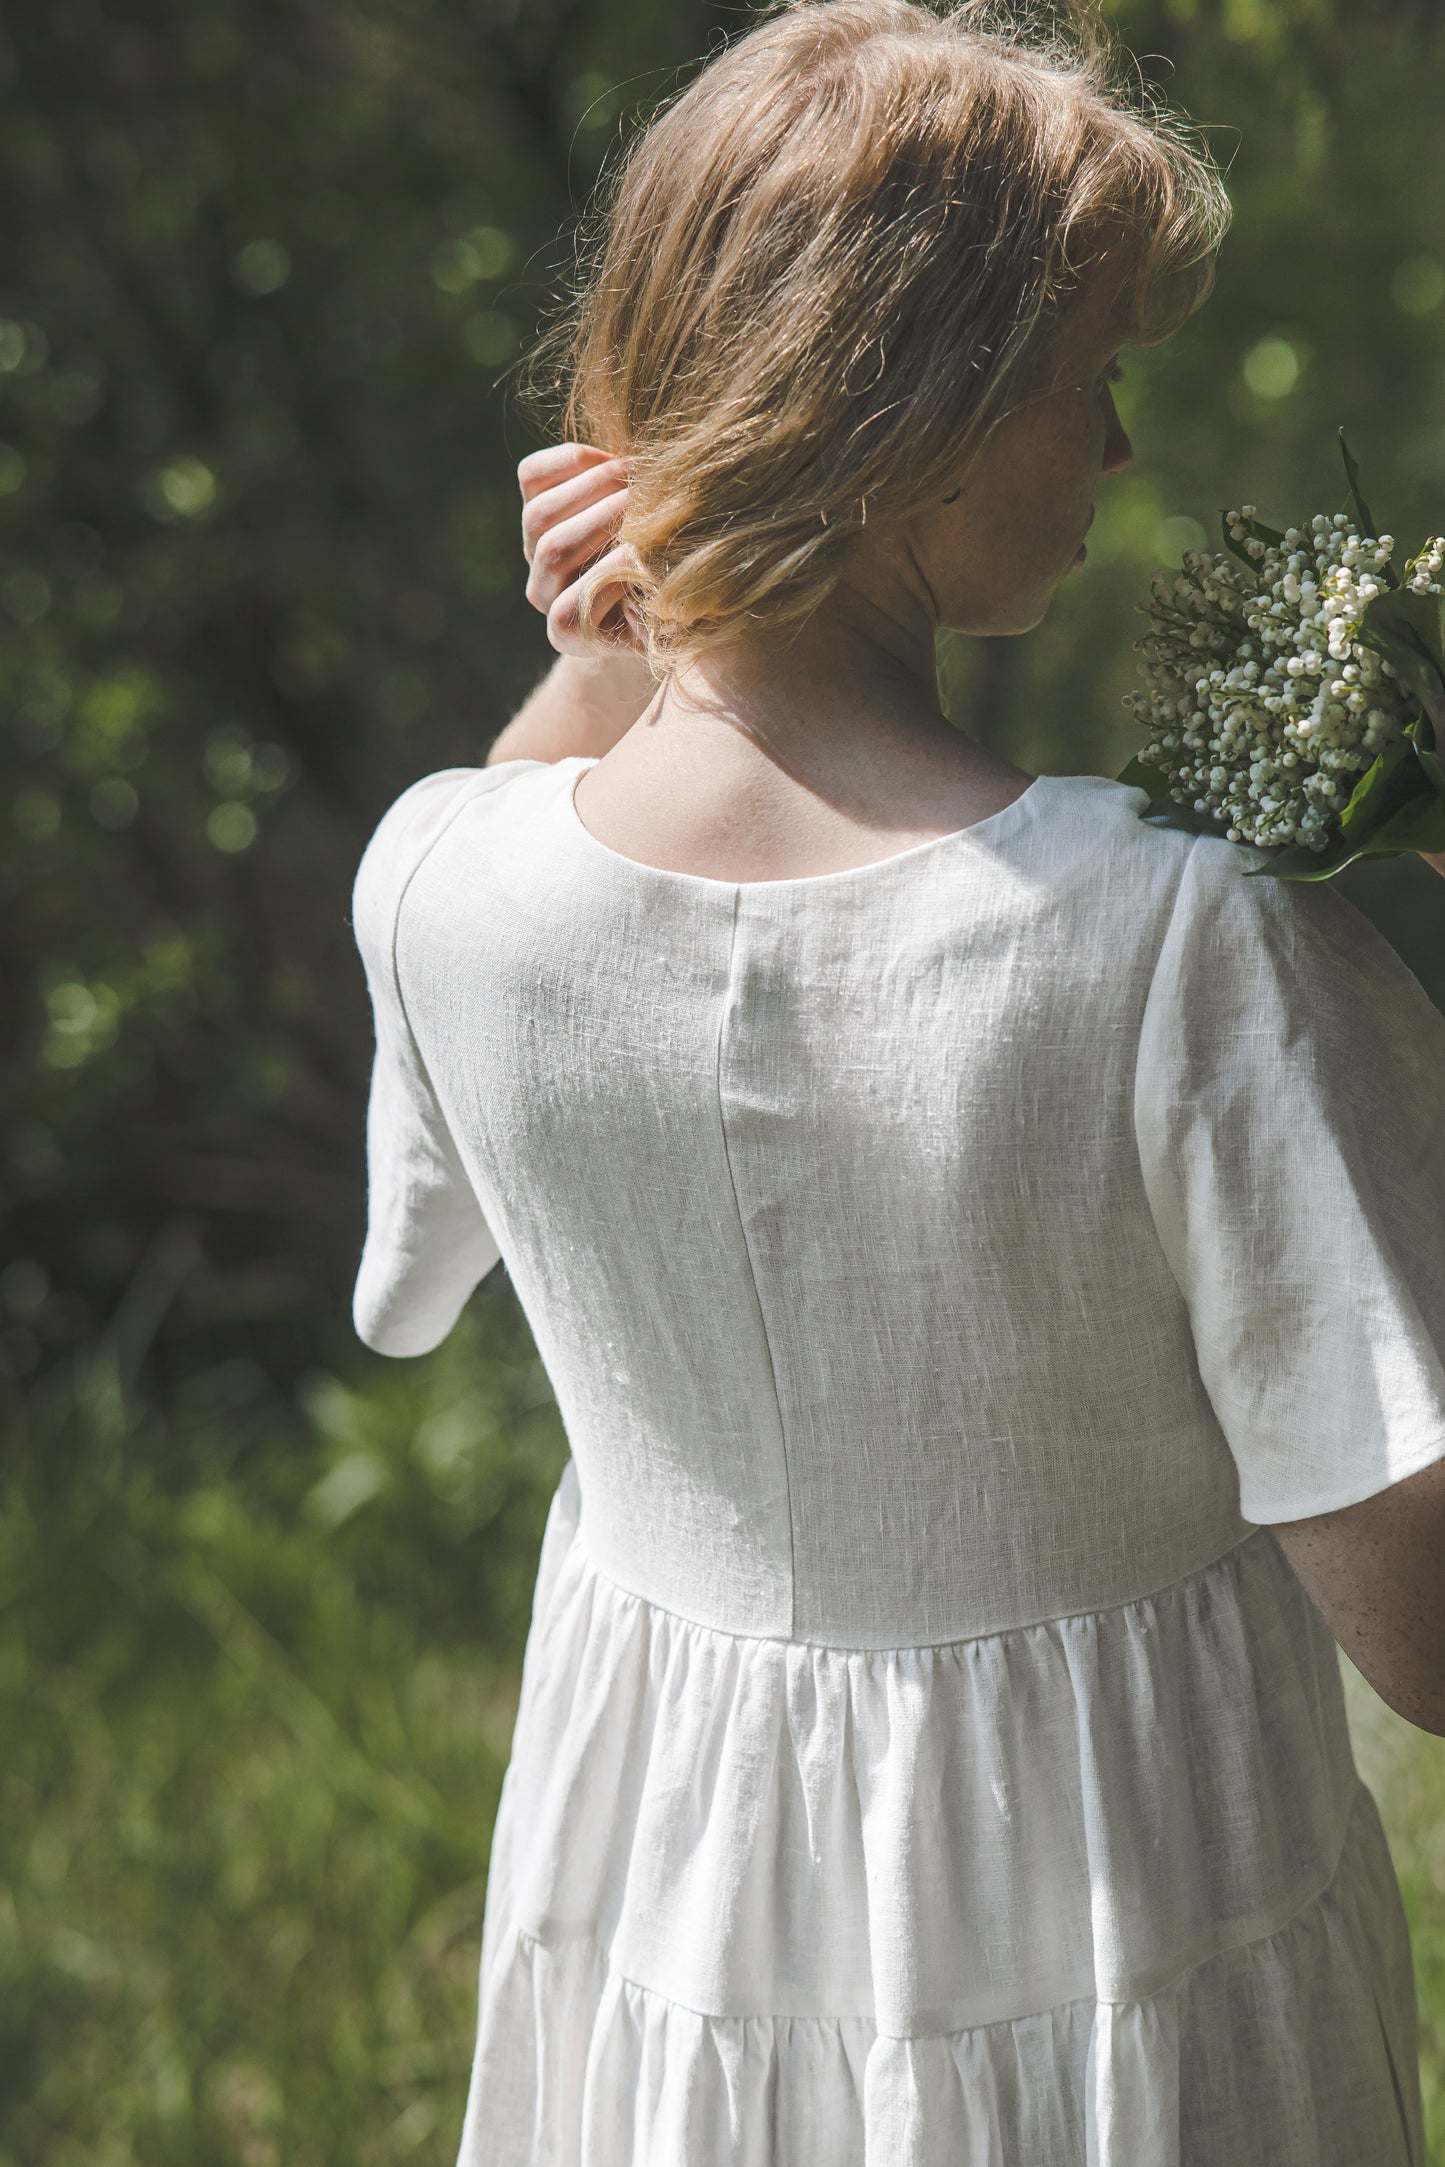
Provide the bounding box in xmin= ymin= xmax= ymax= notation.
xmin=1134 ymin=837 xmax=1445 ymax=1525
xmin=350 ymin=769 xmax=504 ymax=1357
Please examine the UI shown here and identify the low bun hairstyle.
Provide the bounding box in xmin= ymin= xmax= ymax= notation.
xmin=539 ymin=0 xmax=1231 ymax=668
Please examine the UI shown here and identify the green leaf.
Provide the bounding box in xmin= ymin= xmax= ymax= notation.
xmin=1358 ymin=586 xmax=1445 ymax=742
xmin=1337 ymin=428 xmax=1389 ymax=571
xmin=1416 ymin=735 xmax=1445 ymax=794
xmin=1115 ymin=754 xmax=1234 ymax=838
xmin=1136 ymin=795 xmax=1235 ymax=842
xmin=1240 ymin=766 xmax=1445 ymax=880
xmin=1238 ymin=823 xmax=1424 ymax=880
xmin=1368 ymin=791 xmax=1445 ymax=853
xmin=1115 ymin=754 xmax=1163 ymax=795
xmin=1404 ymin=704 xmax=1445 ymax=795
xmin=1241 ymin=839 xmax=1353 ymax=881
xmin=1338 ymin=733 xmax=1418 ymax=838
xmin=1219 ymin=509 xmax=1286 ymax=576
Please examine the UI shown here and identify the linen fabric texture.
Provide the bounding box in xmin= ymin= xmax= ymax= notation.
xmin=351 ymin=755 xmax=1445 ymax=2167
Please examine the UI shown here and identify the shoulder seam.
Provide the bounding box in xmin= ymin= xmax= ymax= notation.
xmin=366 ymin=769 xmax=521 ymax=1184
xmin=384 ymin=769 xmax=506 ymax=1036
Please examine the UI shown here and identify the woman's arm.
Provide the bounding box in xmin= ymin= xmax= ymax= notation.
xmin=1272 ymin=1457 xmax=1445 ymax=1735
xmin=486 ymin=443 xmax=655 ymax=765
xmin=485 ymin=651 xmax=656 ymax=766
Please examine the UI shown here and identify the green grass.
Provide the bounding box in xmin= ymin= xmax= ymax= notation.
xmin=1341 ymin=1663 xmax=1445 ymax=2159
xmin=1 ymin=1286 xmax=568 ymax=2167
xmin=4 ymin=1314 xmax=1444 ymax=2164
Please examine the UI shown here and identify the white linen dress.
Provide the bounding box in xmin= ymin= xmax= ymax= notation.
xmin=351 ymin=752 xmax=1445 ymax=2167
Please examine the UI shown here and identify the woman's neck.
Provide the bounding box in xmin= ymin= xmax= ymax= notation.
xmin=653 ymin=588 xmax=959 ymax=787
xmin=561 ymin=585 xmax=1035 ymax=884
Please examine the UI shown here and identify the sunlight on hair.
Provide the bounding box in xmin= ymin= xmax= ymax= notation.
xmin=526 ymin=0 xmax=1232 ymax=669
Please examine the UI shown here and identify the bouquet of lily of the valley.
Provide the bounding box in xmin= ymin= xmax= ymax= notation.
xmin=1117 ymin=432 xmax=1445 ymax=881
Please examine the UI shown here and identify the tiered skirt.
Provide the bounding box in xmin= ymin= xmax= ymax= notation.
xmin=460 ymin=1464 xmax=1423 ymax=2165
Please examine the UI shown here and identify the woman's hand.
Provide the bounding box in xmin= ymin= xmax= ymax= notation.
xmin=484 ymin=442 xmax=652 ymax=764
xmin=519 ymin=442 xmax=641 ymax=655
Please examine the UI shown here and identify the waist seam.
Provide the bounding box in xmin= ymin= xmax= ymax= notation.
xmin=568 ymin=1515 xmax=1264 ymax=1657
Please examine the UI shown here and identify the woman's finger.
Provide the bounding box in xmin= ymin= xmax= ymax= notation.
xmin=526 ymin=491 xmax=630 ymax=610
xmin=546 ymin=542 xmax=644 ymax=658
xmin=521 ymin=459 xmax=628 ymax=565
xmin=517 ymin=441 xmax=619 ymax=504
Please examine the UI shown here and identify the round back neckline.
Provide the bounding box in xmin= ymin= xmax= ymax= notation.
xmin=561 ymin=757 xmax=1056 ymax=893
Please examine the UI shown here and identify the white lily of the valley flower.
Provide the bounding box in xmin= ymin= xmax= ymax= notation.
xmin=1405 ymin=536 xmax=1444 ymax=596
xmin=1125 ymin=511 xmax=1418 ymax=852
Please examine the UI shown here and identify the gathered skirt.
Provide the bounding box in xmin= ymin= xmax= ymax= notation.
xmin=457 ymin=1463 xmax=1424 ymax=2166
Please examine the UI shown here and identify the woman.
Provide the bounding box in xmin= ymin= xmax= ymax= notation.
xmin=352 ymin=3 xmax=1445 ymax=2160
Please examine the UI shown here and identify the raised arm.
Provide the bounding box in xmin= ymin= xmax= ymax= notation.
xmin=485 ymin=651 xmax=656 ymax=767
xmin=487 ymin=444 xmax=656 ymax=768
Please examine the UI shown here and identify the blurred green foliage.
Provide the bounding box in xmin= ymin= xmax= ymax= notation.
xmin=0 ymin=0 xmax=738 ymax=1398
xmin=3 ymin=1 xmax=1445 ymax=2161
xmin=3 ymin=1279 xmax=569 ymax=2167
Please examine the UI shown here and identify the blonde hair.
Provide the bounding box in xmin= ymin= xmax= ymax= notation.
xmin=547 ymin=0 xmax=1231 ymax=666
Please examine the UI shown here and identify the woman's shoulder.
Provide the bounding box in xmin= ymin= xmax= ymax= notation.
xmin=1060 ymin=776 xmax=1385 ymax=946
xmin=1021 ymin=771 xmax=1200 ymax=928
xmin=1033 ymin=775 xmax=1440 ymax=1025
xmin=351 ymin=758 xmax=557 ymax=962
xmin=1115 ymin=801 xmax=1444 ymax=1085
xmin=1161 ymin=810 xmax=1427 ymax=997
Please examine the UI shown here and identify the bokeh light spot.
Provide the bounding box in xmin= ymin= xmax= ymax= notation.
xmin=0 ymin=319 xmax=49 ymax=375
xmin=143 ymin=456 xmax=219 ymax=521
xmin=1391 ymin=257 xmax=1445 ymax=317
xmin=206 ymin=802 xmax=258 ymax=854
xmin=430 ymin=238 xmax=482 ymax=294
xmin=465 ymin=226 xmax=514 ymax=280
xmin=42 ymin=977 xmax=120 ymax=1066
xmin=90 ymin=777 xmax=140 ymax=830
xmin=47 ymin=981 xmax=97 ymax=1031
xmin=1156 ymin=514 xmax=1209 ymax=565
xmin=1242 ymin=336 xmax=1301 ymax=400
xmin=462 ymin=311 xmax=517 ymax=367
xmin=232 ymin=239 xmax=292 ymax=296
xmin=204 ymin=726 xmax=254 ymax=794
xmin=13 ymin=789 xmax=61 ymax=843
xmin=566 ymin=71 xmax=616 ymax=131
xmin=2 ymin=569 xmax=52 ymax=623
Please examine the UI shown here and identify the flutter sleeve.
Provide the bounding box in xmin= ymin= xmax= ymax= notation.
xmin=1134 ymin=836 xmax=1445 ymax=1524
xmin=350 ymin=768 xmax=503 ymax=1357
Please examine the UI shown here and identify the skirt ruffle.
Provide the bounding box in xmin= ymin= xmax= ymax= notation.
xmin=461 ymin=1463 xmax=1423 ymax=2165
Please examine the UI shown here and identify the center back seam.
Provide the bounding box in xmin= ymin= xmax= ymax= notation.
xmin=714 ymin=886 xmax=798 ymax=1638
